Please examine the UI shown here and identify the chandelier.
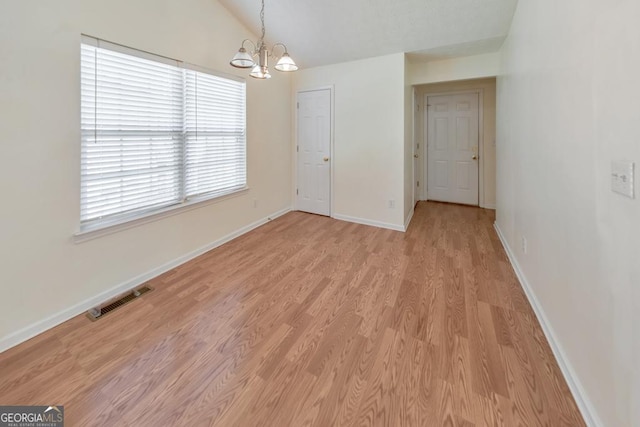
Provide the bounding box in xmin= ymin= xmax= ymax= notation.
xmin=230 ymin=0 xmax=298 ymax=79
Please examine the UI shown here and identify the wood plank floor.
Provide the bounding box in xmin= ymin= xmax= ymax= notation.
xmin=0 ymin=202 xmax=586 ymax=426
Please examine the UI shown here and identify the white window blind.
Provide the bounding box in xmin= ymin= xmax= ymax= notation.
xmin=80 ymin=37 xmax=246 ymax=230
xmin=184 ymin=70 xmax=246 ymax=199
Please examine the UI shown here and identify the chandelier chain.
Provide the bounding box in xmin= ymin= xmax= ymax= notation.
xmin=260 ymin=0 xmax=266 ymax=43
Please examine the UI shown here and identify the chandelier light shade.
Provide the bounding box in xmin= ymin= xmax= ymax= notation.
xmin=230 ymin=47 xmax=255 ymax=68
xmin=249 ymin=64 xmax=271 ymax=79
xmin=230 ymin=0 xmax=298 ymax=79
xmin=275 ymin=52 xmax=298 ymax=72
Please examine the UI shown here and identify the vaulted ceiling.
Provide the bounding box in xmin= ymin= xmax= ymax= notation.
xmin=218 ymin=0 xmax=519 ymax=68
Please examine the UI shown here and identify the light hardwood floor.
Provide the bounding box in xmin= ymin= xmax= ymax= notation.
xmin=0 ymin=202 xmax=586 ymax=426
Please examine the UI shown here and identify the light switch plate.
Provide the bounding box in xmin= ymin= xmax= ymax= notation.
xmin=611 ymin=161 xmax=635 ymax=198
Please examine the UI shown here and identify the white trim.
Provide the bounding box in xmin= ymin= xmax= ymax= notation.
xmin=0 ymin=207 xmax=292 ymax=354
xmin=294 ymin=86 xmax=335 ymax=216
xmin=332 ymin=213 xmax=405 ymax=232
xmin=483 ymin=203 xmax=496 ymax=210
xmin=413 ymin=86 xmax=419 ymax=205
xmin=418 ymin=95 xmax=425 ymax=201
xmin=478 ymin=89 xmax=485 ymax=207
xmin=404 ymin=207 xmax=415 ymax=231
xmin=493 ymin=223 xmax=604 ymax=427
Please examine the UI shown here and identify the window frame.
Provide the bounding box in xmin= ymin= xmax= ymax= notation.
xmin=76 ymin=36 xmax=248 ymax=242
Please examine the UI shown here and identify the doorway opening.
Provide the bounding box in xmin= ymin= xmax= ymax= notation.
xmin=414 ymin=78 xmax=497 ymax=209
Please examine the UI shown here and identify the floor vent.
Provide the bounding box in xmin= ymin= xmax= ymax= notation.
xmin=86 ymin=286 xmax=153 ymax=321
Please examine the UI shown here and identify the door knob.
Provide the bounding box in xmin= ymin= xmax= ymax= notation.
xmin=413 ymin=154 xmax=419 ymax=158
xmin=323 ymin=157 xmax=330 ymax=162
xmin=472 ymin=155 xmax=478 ymax=160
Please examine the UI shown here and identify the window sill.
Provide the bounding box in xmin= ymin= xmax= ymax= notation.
xmin=74 ymin=186 xmax=250 ymax=243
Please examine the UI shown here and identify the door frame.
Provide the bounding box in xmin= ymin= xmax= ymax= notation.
xmin=420 ymin=89 xmax=485 ymax=207
xmin=294 ymin=86 xmax=335 ymax=216
xmin=413 ymin=87 xmax=419 ymax=209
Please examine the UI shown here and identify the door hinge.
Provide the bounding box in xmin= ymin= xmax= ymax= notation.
xmin=417 ymin=143 xmax=420 ymax=149
xmin=296 ymin=145 xmax=299 ymax=152
xmin=417 ymin=181 xmax=420 ymax=187
xmin=297 ymin=102 xmax=299 ymax=109
xmin=296 ymin=188 xmax=299 ymax=195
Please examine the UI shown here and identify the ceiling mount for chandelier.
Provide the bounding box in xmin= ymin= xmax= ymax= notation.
xmin=230 ymin=0 xmax=298 ymax=79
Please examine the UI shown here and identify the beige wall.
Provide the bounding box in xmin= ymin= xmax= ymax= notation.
xmin=497 ymin=0 xmax=640 ymax=425
xmin=415 ymin=78 xmax=497 ymax=208
xmin=292 ymin=54 xmax=406 ymax=230
xmin=0 ymin=0 xmax=292 ymax=349
xmin=403 ymin=55 xmax=415 ymax=225
xmin=409 ymin=52 xmax=500 ymax=85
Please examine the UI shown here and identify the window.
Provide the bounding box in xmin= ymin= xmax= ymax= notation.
xmin=80 ymin=36 xmax=246 ymax=232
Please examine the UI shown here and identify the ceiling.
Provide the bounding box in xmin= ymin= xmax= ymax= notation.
xmin=218 ymin=0 xmax=519 ymax=68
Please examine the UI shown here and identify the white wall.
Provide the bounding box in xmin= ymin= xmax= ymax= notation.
xmin=409 ymin=52 xmax=500 ymax=85
xmin=496 ymin=0 xmax=640 ymax=426
xmin=292 ymin=54 xmax=406 ymax=230
xmin=0 ymin=0 xmax=292 ymax=348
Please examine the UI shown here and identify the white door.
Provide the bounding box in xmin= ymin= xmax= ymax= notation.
xmin=427 ymin=93 xmax=479 ymax=205
xmin=297 ymin=89 xmax=331 ymax=216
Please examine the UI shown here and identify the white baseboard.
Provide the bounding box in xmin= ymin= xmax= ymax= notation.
xmin=0 ymin=207 xmax=292 ymax=354
xmin=493 ymin=223 xmax=603 ymax=427
xmin=404 ymin=207 xmax=414 ymax=231
xmin=482 ymin=202 xmax=496 ymax=210
xmin=332 ymin=213 xmax=405 ymax=232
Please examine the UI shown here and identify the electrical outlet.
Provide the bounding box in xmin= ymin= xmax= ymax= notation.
xmin=611 ymin=161 xmax=635 ymax=198
xmin=521 ymin=236 xmax=528 ymax=254
xmin=388 ymin=200 xmax=395 ymax=209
